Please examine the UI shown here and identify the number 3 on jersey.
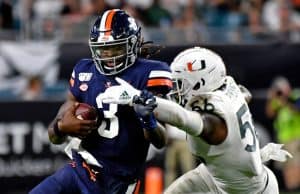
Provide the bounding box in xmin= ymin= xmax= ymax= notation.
xmin=236 ymin=104 xmax=257 ymax=152
xmin=96 ymin=94 xmax=119 ymax=138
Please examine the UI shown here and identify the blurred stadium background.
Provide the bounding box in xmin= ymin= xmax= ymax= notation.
xmin=1 ymin=0 xmax=300 ymax=193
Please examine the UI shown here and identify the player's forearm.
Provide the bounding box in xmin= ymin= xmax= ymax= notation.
xmin=144 ymin=122 xmax=167 ymax=149
xmin=48 ymin=119 xmax=67 ymax=144
xmin=154 ymin=97 xmax=203 ymax=136
xmin=48 ymin=100 xmax=74 ymax=144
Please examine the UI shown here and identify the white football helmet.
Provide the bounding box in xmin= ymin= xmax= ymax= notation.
xmin=169 ymin=47 xmax=226 ymax=104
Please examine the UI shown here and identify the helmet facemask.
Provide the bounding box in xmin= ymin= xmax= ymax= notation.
xmin=167 ymin=78 xmax=193 ymax=106
xmin=90 ymin=35 xmax=138 ymax=75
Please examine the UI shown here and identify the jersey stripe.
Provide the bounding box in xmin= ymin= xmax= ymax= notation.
xmin=147 ymin=78 xmax=173 ymax=88
xmin=104 ymin=10 xmax=117 ymax=36
xmin=148 ymin=70 xmax=172 ymax=79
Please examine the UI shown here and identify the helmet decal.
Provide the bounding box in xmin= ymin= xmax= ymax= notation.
xmin=187 ymin=61 xmax=194 ymax=72
xmin=186 ymin=59 xmax=206 ymax=72
xmin=200 ymin=60 xmax=206 ymax=70
xmin=128 ymin=17 xmax=138 ymax=31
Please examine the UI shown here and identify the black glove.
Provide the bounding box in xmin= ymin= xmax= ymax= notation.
xmin=133 ymin=90 xmax=158 ymax=131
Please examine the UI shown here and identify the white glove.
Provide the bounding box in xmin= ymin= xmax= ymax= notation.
xmin=99 ymin=77 xmax=141 ymax=105
xmin=260 ymin=143 xmax=293 ymax=163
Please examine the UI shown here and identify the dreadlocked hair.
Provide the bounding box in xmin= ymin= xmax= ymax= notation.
xmin=139 ymin=41 xmax=165 ymax=59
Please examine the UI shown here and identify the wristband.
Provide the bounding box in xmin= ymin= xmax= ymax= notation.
xmin=53 ymin=119 xmax=65 ymax=137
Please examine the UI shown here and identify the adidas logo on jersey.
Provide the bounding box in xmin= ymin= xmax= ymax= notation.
xmin=120 ymin=91 xmax=131 ymax=101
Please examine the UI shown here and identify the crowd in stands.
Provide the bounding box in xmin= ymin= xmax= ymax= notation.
xmin=1 ymin=0 xmax=300 ymax=42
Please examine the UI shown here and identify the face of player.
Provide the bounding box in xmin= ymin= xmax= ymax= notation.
xmin=92 ymin=43 xmax=127 ymax=68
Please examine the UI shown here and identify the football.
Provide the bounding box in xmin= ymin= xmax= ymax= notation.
xmin=75 ymin=103 xmax=98 ymax=120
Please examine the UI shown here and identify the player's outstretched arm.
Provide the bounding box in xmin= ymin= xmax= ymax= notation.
xmin=135 ymin=93 xmax=227 ymax=145
xmin=99 ymin=76 xmax=227 ymax=144
xmin=154 ymin=97 xmax=203 ymax=136
xmin=132 ymin=90 xmax=203 ymax=137
xmin=48 ymin=92 xmax=98 ymax=144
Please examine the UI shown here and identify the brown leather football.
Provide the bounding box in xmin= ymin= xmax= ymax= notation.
xmin=75 ymin=103 xmax=98 ymax=120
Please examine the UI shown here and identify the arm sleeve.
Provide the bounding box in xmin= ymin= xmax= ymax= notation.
xmin=154 ymin=97 xmax=203 ymax=136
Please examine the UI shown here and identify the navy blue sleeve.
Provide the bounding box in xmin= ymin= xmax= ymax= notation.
xmin=69 ymin=59 xmax=93 ymax=101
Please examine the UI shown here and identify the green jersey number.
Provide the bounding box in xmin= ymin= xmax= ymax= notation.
xmin=236 ymin=104 xmax=257 ymax=152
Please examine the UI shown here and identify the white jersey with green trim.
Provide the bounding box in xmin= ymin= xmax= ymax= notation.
xmin=185 ymin=76 xmax=267 ymax=193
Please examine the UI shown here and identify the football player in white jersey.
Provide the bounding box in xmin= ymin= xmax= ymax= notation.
xmin=99 ymin=47 xmax=292 ymax=194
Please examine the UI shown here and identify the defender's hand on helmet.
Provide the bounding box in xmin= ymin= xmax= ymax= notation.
xmin=133 ymin=90 xmax=158 ymax=131
xmin=99 ymin=77 xmax=141 ymax=105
